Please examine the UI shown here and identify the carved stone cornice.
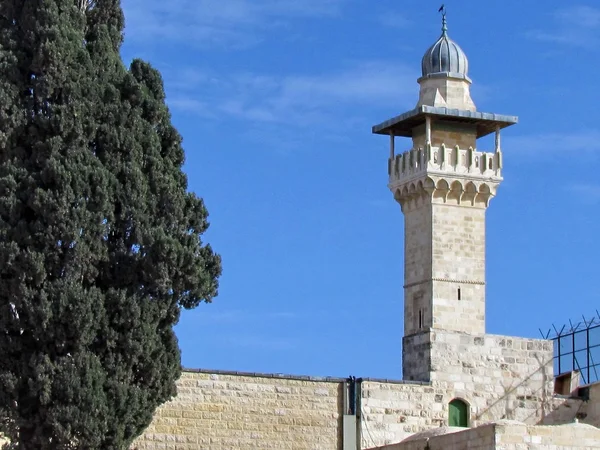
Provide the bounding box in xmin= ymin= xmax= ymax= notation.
xmin=388 ymin=143 xmax=502 ymax=212
xmin=391 ymin=175 xmax=499 ymax=212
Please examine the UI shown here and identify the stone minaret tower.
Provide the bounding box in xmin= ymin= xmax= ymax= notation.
xmin=372 ymin=15 xmax=518 ymax=381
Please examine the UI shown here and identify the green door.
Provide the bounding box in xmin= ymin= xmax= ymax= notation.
xmin=449 ymin=399 xmax=468 ymax=427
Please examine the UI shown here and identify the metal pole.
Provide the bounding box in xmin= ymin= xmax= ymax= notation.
xmin=557 ymin=337 xmax=561 ymax=375
xmin=573 ymin=331 xmax=576 ymax=379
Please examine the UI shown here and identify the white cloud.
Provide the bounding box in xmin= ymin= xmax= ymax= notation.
xmin=555 ymin=5 xmax=600 ymax=28
xmin=164 ymin=62 xmax=417 ymax=130
xmin=528 ymin=6 xmax=600 ymax=47
xmin=122 ymin=0 xmax=345 ymax=49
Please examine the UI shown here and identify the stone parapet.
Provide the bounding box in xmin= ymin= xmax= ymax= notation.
xmin=131 ymin=370 xmax=344 ymax=450
xmin=366 ymin=420 xmax=600 ymax=450
xmin=388 ymin=143 xmax=502 ymax=210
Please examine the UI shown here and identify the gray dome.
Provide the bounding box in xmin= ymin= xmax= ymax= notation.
xmin=421 ymin=23 xmax=469 ymax=78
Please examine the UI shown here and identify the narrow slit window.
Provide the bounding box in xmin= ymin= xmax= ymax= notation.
xmin=458 ymin=287 xmax=461 ymax=301
xmin=418 ymin=310 xmax=423 ymax=329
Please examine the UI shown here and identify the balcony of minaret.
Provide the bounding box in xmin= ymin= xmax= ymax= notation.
xmin=388 ymin=143 xmax=502 ymax=210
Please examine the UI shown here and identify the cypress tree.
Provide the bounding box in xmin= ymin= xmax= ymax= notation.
xmin=0 ymin=1 xmax=221 ymax=448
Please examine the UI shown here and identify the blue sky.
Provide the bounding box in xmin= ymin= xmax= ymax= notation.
xmin=119 ymin=0 xmax=600 ymax=379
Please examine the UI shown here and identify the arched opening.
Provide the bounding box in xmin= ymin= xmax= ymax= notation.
xmin=448 ymin=399 xmax=469 ymax=427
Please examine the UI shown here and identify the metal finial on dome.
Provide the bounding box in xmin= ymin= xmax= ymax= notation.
xmin=439 ymin=4 xmax=447 ymax=35
xmin=421 ymin=5 xmax=469 ymax=79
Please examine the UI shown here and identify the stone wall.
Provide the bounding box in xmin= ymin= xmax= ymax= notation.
xmin=416 ymin=75 xmax=477 ymax=112
xmin=494 ymin=421 xmax=600 ymax=449
xmin=430 ymin=203 xmax=486 ymax=335
xmin=544 ymin=381 xmax=600 ymax=427
xmin=368 ymin=423 xmax=495 ymax=450
xmin=543 ymin=396 xmax=584 ymax=425
xmin=366 ymin=331 xmax=556 ymax=447
xmin=581 ymin=381 xmax=600 ymax=427
xmin=129 ymin=368 xmax=599 ymax=450
xmin=403 ymin=201 xmax=433 ymax=337
xmin=132 ymin=370 xmax=344 ymax=450
xmin=398 ymin=182 xmax=488 ymax=342
xmin=360 ymin=380 xmax=449 ymax=448
xmin=367 ymin=420 xmax=600 ymax=450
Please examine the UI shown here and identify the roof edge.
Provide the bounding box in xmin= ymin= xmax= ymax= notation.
xmin=372 ymin=106 xmax=518 ymax=138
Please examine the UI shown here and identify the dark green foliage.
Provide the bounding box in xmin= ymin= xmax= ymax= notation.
xmin=0 ymin=1 xmax=221 ymax=448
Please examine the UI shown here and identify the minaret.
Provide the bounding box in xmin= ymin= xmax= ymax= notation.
xmin=372 ymin=13 xmax=518 ymax=381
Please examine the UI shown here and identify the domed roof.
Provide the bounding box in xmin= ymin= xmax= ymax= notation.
xmin=421 ymin=17 xmax=469 ymax=78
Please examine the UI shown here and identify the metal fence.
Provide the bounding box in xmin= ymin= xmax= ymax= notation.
xmin=540 ymin=311 xmax=600 ymax=386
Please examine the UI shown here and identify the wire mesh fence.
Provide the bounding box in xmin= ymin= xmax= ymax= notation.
xmin=540 ymin=311 xmax=600 ymax=386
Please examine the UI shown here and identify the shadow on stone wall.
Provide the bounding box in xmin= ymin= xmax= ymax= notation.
xmin=473 ymin=352 xmax=576 ymax=425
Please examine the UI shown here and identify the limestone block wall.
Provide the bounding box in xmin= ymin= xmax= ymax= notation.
xmin=402 ymin=332 xmax=431 ymax=382
xmin=132 ymin=370 xmax=344 ymax=450
xmin=0 ymin=368 xmax=587 ymax=449
xmin=411 ymin=123 xmax=478 ymax=150
xmin=360 ymin=379 xmax=547 ymax=448
xmin=428 ymin=330 xmax=555 ymax=422
xmin=367 ymin=421 xmax=600 ymax=450
xmin=360 ymin=380 xmax=450 ymax=448
xmin=543 ymin=396 xmax=585 ymax=425
xmin=430 ymin=204 xmax=486 ymax=335
xmin=494 ymin=421 xmax=600 ymax=449
xmin=403 ymin=201 xmax=433 ymax=336
xmin=545 ymin=381 xmax=600 ymax=427
xmin=401 ymin=191 xmax=488 ymax=369
xmin=416 ymin=77 xmax=477 ymax=113
xmin=429 ymin=128 xmax=477 ymax=149
xmin=369 ymin=423 xmax=496 ymax=450
xmin=582 ymin=382 xmax=600 ymax=427
xmin=367 ymin=331 xmax=556 ymax=447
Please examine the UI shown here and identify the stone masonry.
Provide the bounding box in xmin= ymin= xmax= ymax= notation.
xmin=369 ymin=420 xmax=600 ymax=450
xmin=130 ymin=369 xmax=600 ymax=450
xmin=131 ymin=370 xmax=343 ymax=450
xmin=363 ymin=333 xmax=556 ymax=447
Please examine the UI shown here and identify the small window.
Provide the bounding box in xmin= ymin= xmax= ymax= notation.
xmin=457 ymin=287 xmax=461 ymax=301
xmin=449 ymin=399 xmax=469 ymax=427
xmin=418 ymin=310 xmax=423 ymax=329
